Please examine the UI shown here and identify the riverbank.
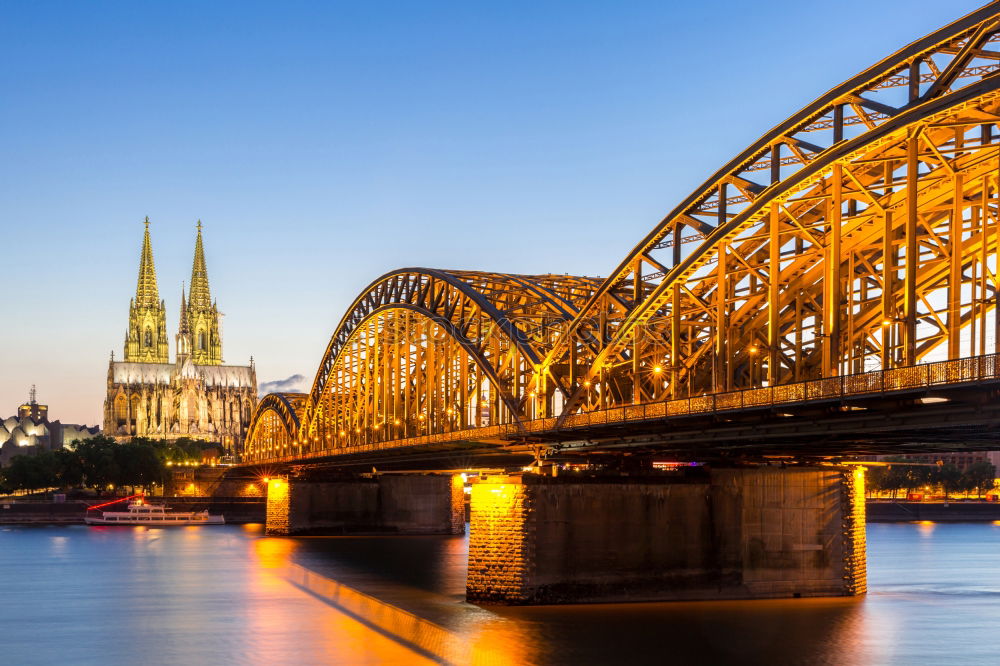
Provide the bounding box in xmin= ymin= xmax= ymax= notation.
xmin=0 ymin=497 xmax=265 ymax=524
xmin=5 ymin=498 xmax=996 ymax=525
xmin=867 ymin=500 xmax=1000 ymax=522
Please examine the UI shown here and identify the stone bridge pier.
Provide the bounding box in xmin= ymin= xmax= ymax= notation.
xmin=262 ymin=464 xmax=865 ymax=605
xmin=466 ymin=465 xmax=867 ymax=604
xmin=265 ymin=473 xmax=465 ymax=536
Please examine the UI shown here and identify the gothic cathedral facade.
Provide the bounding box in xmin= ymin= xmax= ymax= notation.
xmin=103 ymin=220 xmax=257 ymax=453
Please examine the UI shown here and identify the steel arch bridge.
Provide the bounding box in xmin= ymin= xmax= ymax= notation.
xmin=246 ymin=3 xmax=1000 ymax=464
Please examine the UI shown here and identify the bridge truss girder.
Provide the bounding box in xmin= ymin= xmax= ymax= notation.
xmin=245 ymin=270 xmax=603 ymax=459
xmin=527 ymin=4 xmax=1000 ymax=421
xmin=244 ymin=392 xmax=306 ymax=460
xmin=584 ymin=92 xmax=1000 ymax=410
xmin=246 ymin=3 xmax=1000 ymax=463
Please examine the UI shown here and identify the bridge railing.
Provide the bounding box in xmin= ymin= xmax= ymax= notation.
xmin=561 ymin=354 xmax=1000 ymax=430
xmin=251 ymin=354 xmax=1000 ymax=464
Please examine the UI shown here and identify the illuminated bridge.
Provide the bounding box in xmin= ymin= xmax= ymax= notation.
xmin=248 ymin=4 xmax=1000 ymax=466
xmin=243 ymin=4 xmax=1000 ymax=604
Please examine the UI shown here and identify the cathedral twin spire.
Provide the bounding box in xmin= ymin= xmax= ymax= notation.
xmin=124 ymin=218 xmax=222 ymax=366
xmin=135 ymin=218 xmax=160 ymax=307
xmin=189 ymin=221 xmax=211 ymax=311
xmin=124 ymin=217 xmax=168 ymax=363
xmin=184 ymin=221 xmax=223 ymax=365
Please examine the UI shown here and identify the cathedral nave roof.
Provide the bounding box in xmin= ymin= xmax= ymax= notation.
xmin=112 ymin=362 xmax=174 ymax=385
xmin=111 ymin=361 xmax=254 ymax=389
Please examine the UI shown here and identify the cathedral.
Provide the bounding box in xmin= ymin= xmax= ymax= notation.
xmin=103 ymin=219 xmax=257 ymax=453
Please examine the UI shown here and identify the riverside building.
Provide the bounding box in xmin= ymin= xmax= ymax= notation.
xmin=0 ymin=387 xmax=100 ymax=466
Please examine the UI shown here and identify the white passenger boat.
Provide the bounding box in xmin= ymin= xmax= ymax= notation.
xmin=85 ymin=499 xmax=224 ymax=526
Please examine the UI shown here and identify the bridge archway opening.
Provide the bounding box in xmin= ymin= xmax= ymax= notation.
xmin=245 ymin=5 xmax=1000 ymax=463
xmin=244 ymin=393 xmax=305 ymax=461
xmin=524 ymin=7 xmax=1000 ymax=420
xmin=305 ymin=307 xmax=528 ymax=451
xmin=629 ymin=97 xmax=1000 ymax=403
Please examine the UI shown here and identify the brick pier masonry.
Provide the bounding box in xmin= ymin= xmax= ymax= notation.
xmin=466 ymin=466 xmax=867 ymax=604
xmin=265 ymin=473 xmax=465 ymax=536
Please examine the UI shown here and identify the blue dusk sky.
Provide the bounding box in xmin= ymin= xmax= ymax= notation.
xmin=0 ymin=0 xmax=983 ymax=425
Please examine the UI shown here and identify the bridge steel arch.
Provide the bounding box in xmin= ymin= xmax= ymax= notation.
xmin=244 ymin=392 xmax=307 ymax=460
xmin=518 ymin=3 xmax=1000 ymax=422
xmin=247 ymin=269 xmax=603 ymax=459
xmin=246 ymin=4 xmax=1000 ymax=463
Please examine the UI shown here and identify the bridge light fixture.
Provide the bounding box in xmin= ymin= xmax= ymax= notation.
xmin=354 ymin=427 xmax=361 ymax=434
xmin=394 ymin=419 xmax=401 ymax=426
xmin=339 ymin=430 xmax=346 ymax=436
xmin=529 ymin=391 xmax=536 ymax=398
xmin=583 ymin=380 xmax=591 ymax=388
xmin=882 ymin=319 xmax=892 ymax=327
xmin=418 ymin=414 xmax=425 ymax=421
xmin=749 ymin=346 xmax=759 ymax=354
xmin=653 ymin=365 xmax=663 ymax=374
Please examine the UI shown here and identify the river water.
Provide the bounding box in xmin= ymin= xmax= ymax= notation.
xmin=1 ymin=521 xmax=999 ymax=665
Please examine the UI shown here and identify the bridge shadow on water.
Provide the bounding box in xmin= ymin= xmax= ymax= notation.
xmin=250 ymin=527 xmax=879 ymax=666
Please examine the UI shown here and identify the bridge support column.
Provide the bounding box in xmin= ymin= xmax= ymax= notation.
xmin=466 ymin=466 xmax=865 ymax=604
xmin=265 ymin=473 xmax=465 ymax=536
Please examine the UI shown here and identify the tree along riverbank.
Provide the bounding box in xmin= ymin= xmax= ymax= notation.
xmin=0 ymin=436 xmax=225 ymax=495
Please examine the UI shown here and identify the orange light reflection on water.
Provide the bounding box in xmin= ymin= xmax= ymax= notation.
xmin=244 ymin=529 xmax=898 ymax=666
xmin=461 ymin=594 xmax=886 ymax=666
xmin=246 ymin=537 xmax=437 ymax=665
xmin=248 ymin=536 xmax=533 ymax=665
xmin=456 ymin=615 xmax=535 ymax=665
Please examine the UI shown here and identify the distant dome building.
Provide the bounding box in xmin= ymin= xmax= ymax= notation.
xmin=102 ymin=220 xmax=257 ymax=453
xmin=0 ymin=387 xmax=100 ymax=466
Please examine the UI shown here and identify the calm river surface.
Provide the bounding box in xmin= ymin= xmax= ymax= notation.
xmin=1 ymin=521 xmax=999 ymax=665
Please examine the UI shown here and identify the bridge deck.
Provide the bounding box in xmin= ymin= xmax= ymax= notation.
xmin=245 ymin=354 xmax=1000 ymax=468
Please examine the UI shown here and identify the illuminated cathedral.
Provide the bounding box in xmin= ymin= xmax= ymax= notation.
xmin=103 ymin=219 xmax=257 ymax=452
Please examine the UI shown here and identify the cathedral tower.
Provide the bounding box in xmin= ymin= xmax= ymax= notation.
xmin=124 ymin=218 xmax=169 ymax=363
xmin=185 ymin=221 xmax=223 ymax=365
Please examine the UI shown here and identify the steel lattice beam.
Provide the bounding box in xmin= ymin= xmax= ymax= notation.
xmin=245 ymin=3 xmax=1000 ymax=463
